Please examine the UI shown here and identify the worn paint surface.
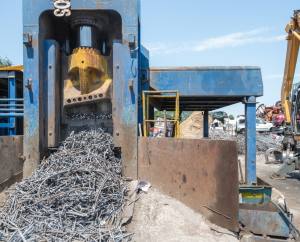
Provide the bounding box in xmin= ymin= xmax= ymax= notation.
xmin=150 ymin=67 xmax=263 ymax=106
xmin=239 ymin=203 xmax=291 ymax=238
xmin=44 ymin=40 xmax=60 ymax=148
xmin=138 ymin=137 xmax=239 ymax=231
xmin=113 ymin=43 xmax=139 ymax=178
xmin=245 ymin=96 xmax=257 ymax=185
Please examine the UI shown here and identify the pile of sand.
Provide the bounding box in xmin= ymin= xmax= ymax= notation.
xmin=180 ymin=112 xmax=204 ymax=139
xmin=129 ymin=188 xmax=238 ymax=242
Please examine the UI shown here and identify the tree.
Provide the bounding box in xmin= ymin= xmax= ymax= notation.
xmin=0 ymin=57 xmax=12 ymax=67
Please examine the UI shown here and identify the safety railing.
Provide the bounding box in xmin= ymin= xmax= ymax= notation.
xmin=0 ymin=98 xmax=24 ymax=117
xmin=142 ymin=90 xmax=180 ymax=138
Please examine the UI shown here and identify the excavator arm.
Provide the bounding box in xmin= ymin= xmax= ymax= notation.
xmin=282 ymin=10 xmax=300 ymax=125
xmin=272 ymin=10 xmax=300 ymax=178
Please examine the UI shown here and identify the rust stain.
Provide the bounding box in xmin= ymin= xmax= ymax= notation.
xmin=138 ymin=137 xmax=239 ymax=231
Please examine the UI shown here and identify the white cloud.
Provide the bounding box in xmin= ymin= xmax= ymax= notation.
xmin=264 ymin=74 xmax=300 ymax=81
xmin=145 ymin=28 xmax=285 ymax=55
xmin=264 ymin=74 xmax=283 ymax=80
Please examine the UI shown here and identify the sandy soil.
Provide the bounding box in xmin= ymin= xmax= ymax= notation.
xmin=128 ymin=188 xmax=238 ymax=242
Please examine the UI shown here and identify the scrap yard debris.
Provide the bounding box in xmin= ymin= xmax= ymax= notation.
xmin=210 ymin=129 xmax=283 ymax=154
xmin=66 ymin=112 xmax=112 ymax=120
xmin=0 ymin=129 xmax=131 ymax=242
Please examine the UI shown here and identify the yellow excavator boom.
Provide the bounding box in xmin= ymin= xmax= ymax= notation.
xmin=281 ymin=10 xmax=300 ymax=124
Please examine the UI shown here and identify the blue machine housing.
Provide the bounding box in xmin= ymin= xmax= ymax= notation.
xmin=23 ymin=0 xmax=145 ymax=177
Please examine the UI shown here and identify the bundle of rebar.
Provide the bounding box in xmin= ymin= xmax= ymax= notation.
xmin=0 ymin=129 xmax=130 ymax=242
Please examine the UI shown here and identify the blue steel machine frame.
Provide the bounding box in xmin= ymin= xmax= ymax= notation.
xmin=23 ymin=0 xmax=144 ymax=178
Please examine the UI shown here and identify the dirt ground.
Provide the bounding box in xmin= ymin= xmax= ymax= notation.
xmin=128 ymin=188 xmax=238 ymax=242
xmin=240 ymin=154 xmax=300 ymax=229
xmin=256 ymin=154 xmax=300 ymax=229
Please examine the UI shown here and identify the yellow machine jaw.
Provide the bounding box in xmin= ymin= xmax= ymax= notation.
xmin=64 ymin=47 xmax=112 ymax=106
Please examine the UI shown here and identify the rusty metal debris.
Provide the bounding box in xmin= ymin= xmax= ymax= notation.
xmin=210 ymin=129 xmax=282 ymax=154
xmin=0 ymin=129 xmax=131 ymax=242
xmin=66 ymin=112 xmax=112 ymax=120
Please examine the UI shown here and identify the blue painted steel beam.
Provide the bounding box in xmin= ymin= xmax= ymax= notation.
xmin=245 ymin=96 xmax=257 ymax=185
xmin=0 ymin=113 xmax=24 ymax=117
xmin=8 ymin=74 xmax=16 ymax=135
xmin=138 ymin=45 xmax=150 ymax=124
xmin=203 ymin=110 xmax=209 ymax=138
xmin=44 ymin=40 xmax=60 ymax=148
xmin=150 ymin=67 xmax=263 ymax=97
xmin=0 ymin=123 xmax=15 ymax=128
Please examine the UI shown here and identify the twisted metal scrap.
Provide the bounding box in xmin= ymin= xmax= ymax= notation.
xmin=0 ymin=129 xmax=130 ymax=242
xmin=210 ymin=129 xmax=282 ymax=154
xmin=66 ymin=112 xmax=112 ymax=121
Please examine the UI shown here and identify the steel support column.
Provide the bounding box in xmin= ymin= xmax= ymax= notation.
xmin=44 ymin=40 xmax=60 ymax=148
xmin=245 ymin=96 xmax=257 ymax=185
xmin=8 ymin=73 xmax=16 ymax=136
xmin=203 ymin=110 xmax=209 ymax=138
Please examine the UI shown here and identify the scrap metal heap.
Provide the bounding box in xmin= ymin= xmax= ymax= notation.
xmin=0 ymin=129 xmax=130 ymax=241
xmin=210 ymin=129 xmax=283 ymax=154
xmin=256 ymin=101 xmax=285 ymax=127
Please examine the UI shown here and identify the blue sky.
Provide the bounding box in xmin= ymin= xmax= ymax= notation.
xmin=0 ymin=0 xmax=299 ymax=115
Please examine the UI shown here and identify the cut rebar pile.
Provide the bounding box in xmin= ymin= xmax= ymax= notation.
xmin=67 ymin=112 xmax=112 ymax=121
xmin=0 ymin=129 xmax=130 ymax=242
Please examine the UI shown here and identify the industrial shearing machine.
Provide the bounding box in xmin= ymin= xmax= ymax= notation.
xmin=0 ymin=0 xmax=298 ymax=240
